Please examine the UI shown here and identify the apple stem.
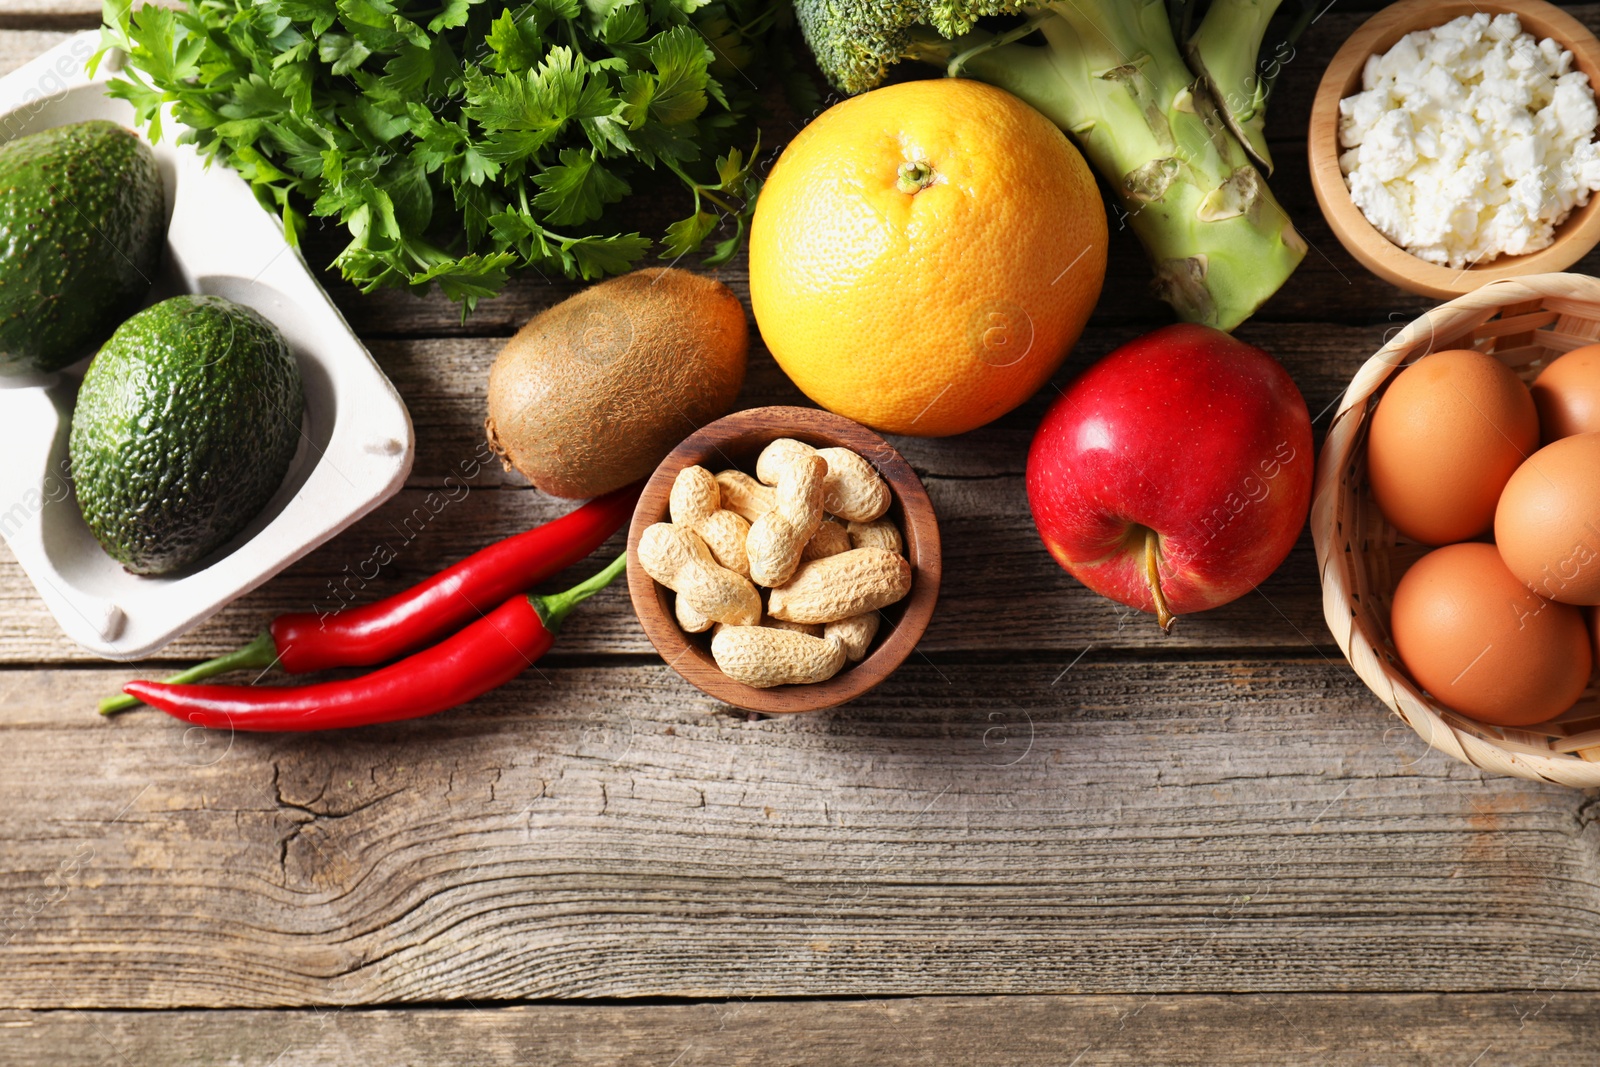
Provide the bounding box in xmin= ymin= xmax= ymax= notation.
xmin=1142 ymin=527 xmax=1177 ymax=634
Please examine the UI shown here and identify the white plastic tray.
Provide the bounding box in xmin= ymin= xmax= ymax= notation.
xmin=0 ymin=33 xmax=415 ymax=660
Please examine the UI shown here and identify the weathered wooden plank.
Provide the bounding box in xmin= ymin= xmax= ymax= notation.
xmin=0 ymin=0 xmax=1404 ymax=31
xmin=368 ymin=320 xmax=1373 ymax=486
xmin=0 ymin=4 xmax=1590 ymax=1029
xmin=5 ymin=993 xmax=1600 ymax=1066
xmin=0 ymin=2 xmax=109 ymax=17
xmin=0 ymin=12 xmax=102 ymax=33
xmin=0 ymin=30 xmax=71 ymax=75
xmin=0 ymin=479 xmax=1338 ymax=664
xmin=1 ymin=661 xmax=1596 ymax=1008
xmin=0 ymin=0 xmax=179 ymax=22
xmin=0 ymin=482 xmax=1336 ymax=663
xmin=0 ymin=322 xmax=1381 ymax=665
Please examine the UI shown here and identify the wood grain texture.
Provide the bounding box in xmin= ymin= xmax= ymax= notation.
xmin=2 ymin=6 xmax=1599 ymax=1028
xmin=0 ymin=30 xmax=70 ymax=74
xmin=0 ymin=12 xmax=100 ymax=33
xmin=3 ymin=662 xmax=1599 ymax=1008
xmin=0 ymin=323 xmax=1382 ymax=666
xmin=6 ymin=993 xmax=1600 ymax=1066
xmin=0 ymin=0 xmax=178 ymax=28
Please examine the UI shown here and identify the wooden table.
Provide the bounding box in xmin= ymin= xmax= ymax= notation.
xmin=5 ymin=3 xmax=1600 ymax=1062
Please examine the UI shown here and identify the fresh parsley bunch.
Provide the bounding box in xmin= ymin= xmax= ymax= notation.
xmin=99 ymin=0 xmax=788 ymax=311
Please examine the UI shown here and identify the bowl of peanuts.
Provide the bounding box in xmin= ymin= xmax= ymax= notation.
xmin=626 ymin=405 xmax=941 ymax=713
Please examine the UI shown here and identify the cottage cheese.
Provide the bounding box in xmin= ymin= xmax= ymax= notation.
xmin=1338 ymin=13 xmax=1600 ymax=269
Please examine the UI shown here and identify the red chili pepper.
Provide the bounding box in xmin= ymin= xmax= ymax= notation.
xmin=272 ymin=481 xmax=639 ymax=673
xmin=119 ymin=552 xmax=626 ymax=733
xmin=99 ymin=483 xmax=639 ymax=715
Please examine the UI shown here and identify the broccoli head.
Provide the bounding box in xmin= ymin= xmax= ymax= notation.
xmin=795 ymin=0 xmax=1026 ymax=94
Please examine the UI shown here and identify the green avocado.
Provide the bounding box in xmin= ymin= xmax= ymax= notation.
xmin=0 ymin=119 xmax=164 ymax=375
xmin=69 ymin=295 xmax=305 ymax=576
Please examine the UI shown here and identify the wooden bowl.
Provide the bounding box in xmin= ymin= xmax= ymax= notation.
xmin=626 ymin=406 xmax=941 ymax=713
xmin=1311 ymin=272 xmax=1600 ymax=786
xmin=1309 ymin=0 xmax=1600 ymax=299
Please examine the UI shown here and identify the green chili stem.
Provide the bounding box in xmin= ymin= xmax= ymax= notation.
xmin=98 ymin=631 xmax=280 ymax=716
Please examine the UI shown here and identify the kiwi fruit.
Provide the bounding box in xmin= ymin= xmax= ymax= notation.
xmin=486 ymin=268 xmax=749 ymax=499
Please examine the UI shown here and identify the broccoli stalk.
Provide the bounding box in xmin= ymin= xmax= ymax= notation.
xmin=798 ymin=0 xmax=1307 ymax=331
xmin=1184 ymin=0 xmax=1285 ymax=173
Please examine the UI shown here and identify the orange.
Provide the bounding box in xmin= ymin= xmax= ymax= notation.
xmin=749 ymin=78 xmax=1108 ymax=437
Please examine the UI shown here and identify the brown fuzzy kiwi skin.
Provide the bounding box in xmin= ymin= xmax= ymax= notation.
xmin=485 ymin=268 xmax=749 ymax=499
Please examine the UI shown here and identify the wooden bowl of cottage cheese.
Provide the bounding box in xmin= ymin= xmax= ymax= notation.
xmin=1310 ymin=0 xmax=1600 ymax=299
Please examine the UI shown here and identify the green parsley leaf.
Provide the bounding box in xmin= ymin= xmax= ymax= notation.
xmin=564 ymin=232 xmax=651 ymax=277
xmin=661 ymin=209 xmax=717 ymax=260
xmin=646 ymin=25 xmax=709 ymax=126
xmin=318 ymin=33 xmax=371 ymax=76
xmin=485 ymin=9 xmax=542 ymax=73
xmin=531 ymin=147 xmax=631 ymax=224
xmin=427 ymin=0 xmax=483 ymax=33
xmin=601 ymin=1 xmax=649 ymax=46
xmin=276 ymin=0 xmax=339 ymax=36
xmin=121 ymin=5 xmax=204 ymax=86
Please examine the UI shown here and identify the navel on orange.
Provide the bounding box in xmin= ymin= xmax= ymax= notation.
xmin=749 ymin=78 xmax=1108 ymax=437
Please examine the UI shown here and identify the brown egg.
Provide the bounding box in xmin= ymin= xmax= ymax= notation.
xmin=1495 ymin=433 xmax=1600 ymax=605
xmin=1390 ymin=542 xmax=1590 ymax=726
xmin=1367 ymin=349 xmax=1538 ymax=545
xmin=1532 ymin=343 xmax=1600 ymax=441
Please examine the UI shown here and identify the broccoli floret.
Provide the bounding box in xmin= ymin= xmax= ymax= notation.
xmin=792 ymin=0 xmax=1308 ymax=330
xmin=796 ymin=0 xmax=1023 ymax=95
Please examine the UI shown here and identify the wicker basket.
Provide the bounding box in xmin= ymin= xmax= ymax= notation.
xmin=1312 ymin=272 xmax=1600 ymax=787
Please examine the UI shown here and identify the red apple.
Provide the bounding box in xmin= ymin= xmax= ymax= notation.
xmin=1026 ymin=323 xmax=1314 ymax=631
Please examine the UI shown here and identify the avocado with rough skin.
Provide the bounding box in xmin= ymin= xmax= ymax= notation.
xmin=69 ymin=295 xmax=305 ymax=576
xmin=0 ymin=119 xmax=164 ymax=375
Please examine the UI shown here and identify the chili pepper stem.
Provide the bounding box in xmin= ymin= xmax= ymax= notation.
xmin=98 ymin=631 xmax=280 ymax=717
xmin=534 ymin=551 xmax=629 ymax=632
